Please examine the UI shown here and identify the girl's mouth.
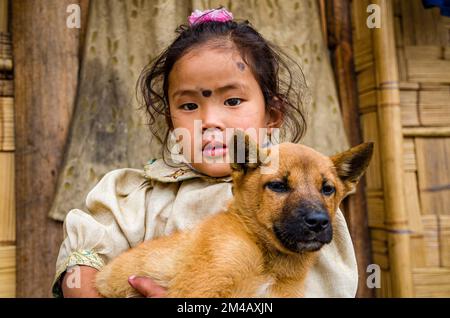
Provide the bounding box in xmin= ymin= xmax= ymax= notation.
xmin=202 ymin=142 xmax=228 ymax=158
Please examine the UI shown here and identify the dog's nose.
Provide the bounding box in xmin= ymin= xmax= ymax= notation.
xmin=303 ymin=212 xmax=330 ymax=233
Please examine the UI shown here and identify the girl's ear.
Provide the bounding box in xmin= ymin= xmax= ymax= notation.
xmin=266 ymin=96 xmax=284 ymax=128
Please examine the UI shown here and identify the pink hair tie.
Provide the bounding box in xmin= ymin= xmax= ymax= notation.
xmin=188 ymin=8 xmax=233 ymax=26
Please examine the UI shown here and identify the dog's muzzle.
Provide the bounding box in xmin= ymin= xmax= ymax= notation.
xmin=273 ymin=204 xmax=333 ymax=253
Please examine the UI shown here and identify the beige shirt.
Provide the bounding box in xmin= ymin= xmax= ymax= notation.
xmin=52 ymin=158 xmax=358 ymax=297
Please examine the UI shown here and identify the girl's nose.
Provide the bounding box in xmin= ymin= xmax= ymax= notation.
xmin=201 ymin=107 xmax=225 ymax=132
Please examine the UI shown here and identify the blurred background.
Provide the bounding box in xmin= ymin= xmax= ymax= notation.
xmin=0 ymin=0 xmax=449 ymax=297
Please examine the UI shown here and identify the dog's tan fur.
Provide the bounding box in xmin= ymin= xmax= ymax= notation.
xmin=95 ymin=131 xmax=373 ymax=297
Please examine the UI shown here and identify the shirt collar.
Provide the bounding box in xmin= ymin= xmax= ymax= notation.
xmin=143 ymin=158 xmax=233 ymax=183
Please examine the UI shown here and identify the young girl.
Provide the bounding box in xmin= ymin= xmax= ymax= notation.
xmin=52 ymin=8 xmax=358 ymax=298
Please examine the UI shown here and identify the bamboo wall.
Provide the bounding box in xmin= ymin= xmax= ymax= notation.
xmin=0 ymin=0 xmax=15 ymax=297
xmin=352 ymin=0 xmax=450 ymax=297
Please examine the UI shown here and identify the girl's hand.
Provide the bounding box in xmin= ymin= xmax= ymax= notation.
xmin=128 ymin=276 xmax=167 ymax=298
xmin=61 ymin=265 xmax=103 ymax=298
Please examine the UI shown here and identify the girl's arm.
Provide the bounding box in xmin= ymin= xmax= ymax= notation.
xmin=61 ymin=266 xmax=168 ymax=298
xmin=52 ymin=168 xmax=152 ymax=297
xmin=61 ymin=266 xmax=102 ymax=298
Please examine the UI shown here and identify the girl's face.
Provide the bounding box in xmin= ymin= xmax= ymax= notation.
xmin=168 ymin=44 xmax=282 ymax=177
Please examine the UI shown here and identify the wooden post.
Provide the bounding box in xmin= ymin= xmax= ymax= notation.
xmin=325 ymin=0 xmax=374 ymax=298
xmin=372 ymin=0 xmax=413 ymax=297
xmin=12 ymin=0 xmax=85 ymax=297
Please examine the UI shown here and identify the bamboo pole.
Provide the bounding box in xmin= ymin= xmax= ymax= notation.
xmin=403 ymin=127 xmax=450 ymax=137
xmin=372 ymin=0 xmax=413 ymax=297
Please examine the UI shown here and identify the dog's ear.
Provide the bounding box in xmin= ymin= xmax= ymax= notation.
xmin=228 ymin=129 xmax=269 ymax=178
xmin=330 ymin=142 xmax=374 ymax=194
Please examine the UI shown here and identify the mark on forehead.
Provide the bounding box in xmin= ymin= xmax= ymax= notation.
xmin=237 ymin=62 xmax=245 ymax=72
xmin=201 ymin=89 xmax=212 ymax=97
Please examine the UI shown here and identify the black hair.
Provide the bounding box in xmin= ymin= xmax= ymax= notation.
xmin=137 ymin=10 xmax=307 ymax=164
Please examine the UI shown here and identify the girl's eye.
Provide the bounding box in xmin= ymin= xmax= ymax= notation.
xmin=224 ymin=98 xmax=243 ymax=107
xmin=180 ymin=103 xmax=198 ymax=111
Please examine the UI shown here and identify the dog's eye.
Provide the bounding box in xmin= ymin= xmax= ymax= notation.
xmin=321 ymin=184 xmax=335 ymax=196
xmin=266 ymin=181 xmax=290 ymax=193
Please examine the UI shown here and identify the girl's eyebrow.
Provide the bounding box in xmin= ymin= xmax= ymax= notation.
xmin=172 ymin=82 xmax=248 ymax=99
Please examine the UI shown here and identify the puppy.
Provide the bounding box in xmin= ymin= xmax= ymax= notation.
xmin=95 ymin=131 xmax=373 ymax=297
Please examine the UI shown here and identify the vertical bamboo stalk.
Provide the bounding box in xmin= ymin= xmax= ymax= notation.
xmin=372 ymin=0 xmax=413 ymax=297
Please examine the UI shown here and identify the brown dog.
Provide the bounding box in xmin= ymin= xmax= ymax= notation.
xmin=95 ymin=131 xmax=373 ymax=297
